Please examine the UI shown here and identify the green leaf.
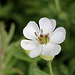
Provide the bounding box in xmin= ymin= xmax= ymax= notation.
xmin=29 ymin=63 xmax=49 ymax=75
xmin=3 ymin=68 xmax=23 ymax=75
xmin=7 ymin=58 xmax=18 ymax=68
xmin=7 ymin=23 xmax=15 ymax=44
xmin=13 ymin=45 xmax=32 ymax=62
xmin=60 ymin=50 xmax=75 ymax=63
xmin=5 ymin=48 xmax=14 ymax=65
xmin=14 ymin=60 xmax=28 ymax=75
xmin=0 ymin=22 xmax=8 ymax=48
xmin=34 ymin=68 xmax=49 ymax=75
xmin=7 ymin=39 xmax=41 ymax=62
xmin=69 ymin=58 xmax=75 ymax=75
xmin=0 ymin=3 xmax=13 ymax=17
xmin=69 ymin=2 xmax=75 ymax=19
xmin=29 ymin=63 xmax=38 ymax=75
xmin=60 ymin=64 xmax=69 ymax=75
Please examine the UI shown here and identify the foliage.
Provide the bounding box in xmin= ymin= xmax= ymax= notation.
xmin=0 ymin=0 xmax=75 ymax=75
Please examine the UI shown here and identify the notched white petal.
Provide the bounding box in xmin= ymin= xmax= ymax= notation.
xmin=49 ymin=45 xmax=61 ymax=56
xmin=50 ymin=32 xmax=66 ymax=44
xmin=29 ymin=46 xmax=42 ymax=58
xmin=39 ymin=17 xmax=52 ymax=34
xmin=53 ymin=27 xmax=66 ymax=34
xmin=50 ymin=19 xmax=56 ymax=32
xmin=23 ymin=21 xmax=39 ymax=40
xmin=42 ymin=43 xmax=54 ymax=55
xmin=21 ymin=40 xmax=36 ymax=50
xmin=42 ymin=43 xmax=61 ymax=56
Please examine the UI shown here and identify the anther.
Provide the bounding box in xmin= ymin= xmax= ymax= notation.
xmin=41 ymin=29 xmax=43 ymax=33
xmin=45 ymin=33 xmax=49 ymax=38
xmin=34 ymin=32 xmax=37 ymax=36
xmin=40 ymin=34 xmax=43 ymax=37
xmin=45 ymin=35 xmax=48 ymax=38
xmin=38 ymin=37 xmax=41 ymax=41
xmin=47 ymin=37 xmax=49 ymax=41
xmin=41 ymin=41 xmax=44 ymax=44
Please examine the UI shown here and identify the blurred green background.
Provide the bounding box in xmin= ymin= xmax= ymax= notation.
xmin=0 ymin=0 xmax=75 ymax=75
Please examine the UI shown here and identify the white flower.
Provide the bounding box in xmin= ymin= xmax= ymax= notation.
xmin=21 ymin=17 xmax=66 ymax=58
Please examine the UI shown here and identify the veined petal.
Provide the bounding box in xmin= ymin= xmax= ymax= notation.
xmin=52 ymin=27 xmax=66 ymax=34
xmin=39 ymin=17 xmax=52 ymax=34
xmin=29 ymin=46 xmax=42 ymax=58
xmin=21 ymin=40 xmax=37 ymax=50
xmin=50 ymin=32 xmax=66 ymax=44
xmin=49 ymin=44 xmax=61 ymax=56
xmin=50 ymin=19 xmax=56 ymax=33
xmin=42 ymin=43 xmax=61 ymax=56
xmin=42 ymin=43 xmax=54 ymax=55
xmin=23 ymin=21 xmax=39 ymax=40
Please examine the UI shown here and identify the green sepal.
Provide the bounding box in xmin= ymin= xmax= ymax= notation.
xmin=40 ymin=54 xmax=54 ymax=61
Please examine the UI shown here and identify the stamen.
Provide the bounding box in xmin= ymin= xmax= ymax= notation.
xmin=47 ymin=37 xmax=49 ymax=42
xmin=34 ymin=32 xmax=37 ymax=36
xmin=41 ymin=40 xmax=44 ymax=44
xmin=45 ymin=33 xmax=49 ymax=38
xmin=38 ymin=37 xmax=41 ymax=41
xmin=45 ymin=35 xmax=48 ymax=38
xmin=40 ymin=34 xmax=43 ymax=37
xmin=37 ymin=33 xmax=50 ymax=45
xmin=47 ymin=37 xmax=49 ymax=40
xmin=48 ymin=33 xmax=49 ymax=35
xmin=41 ymin=29 xmax=43 ymax=33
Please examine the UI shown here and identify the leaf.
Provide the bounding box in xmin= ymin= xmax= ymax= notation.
xmin=0 ymin=22 xmax=8 ymax=47
xmin=6 ymin=38 xmax=32 ymax=62
xmin=5 ymin=48 xmax=14 ymax=65
xmin=7 ymin=39 xmax=41 ymax=62
xmin=14 ymin=60 xmax=28 ymax=75
xmin=29 ymin=63 xmax=49 ymax=75
xmin=0 ymin=3 xmax=13 ymax=17
xmin=69 ymin=2 xmax=75 ymax=19
xmin=29 ymin=63 xmax=38 ymax=75
xmin=60 ymin=50 xmax=75 ymax=63
xmin=7 ymin=23 xmax=15 ymax=44
xmin=60 ymin=64 xmax=69 ymax=75
xmin=13 ymin=45 xmax=32 ymax=62
xmin=69 ymin=58 xmax=75 ymax=75
xmin=34 ymin=68 xmax=49 ymax=75
xmin=3 ymin=68 xmax=23 ymax=75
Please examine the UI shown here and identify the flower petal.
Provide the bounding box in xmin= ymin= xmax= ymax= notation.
xmin=50 ymin=45 xmax=61 ymax=56
xmin=50 ymin=32 xmax=66 ymax=44
xmin=42 ymin=43 xmax=54 ymax=55
xmin=21 ymin=40 xmax=37 ymax=50
xmin=29 ymin=46 xmax=42 ymax=58
xmin=23 ymin=21 xmax=39 ymax=40
xmin=42 ymin=43 xmax=61 ymax=56
xmin=39 ymin=17 xmax=52 ymax=34
xmin=53 ymin=27 xmax=66 ymax=34
xmin=50 ymin=19 xmax=56 ymax=32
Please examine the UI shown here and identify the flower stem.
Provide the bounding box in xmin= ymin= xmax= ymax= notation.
xmin=48 ymin=61 xmax=53 ymax=75
xmin=54 ymin=0 xmax=61 ymax=12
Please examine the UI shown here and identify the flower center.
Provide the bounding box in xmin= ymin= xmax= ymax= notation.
xmin=34 ymin=29 xmax=49 ymax=45
xmin=38 ymin=34 xmax=49 ymax=44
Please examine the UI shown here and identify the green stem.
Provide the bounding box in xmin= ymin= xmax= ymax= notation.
xmin=54 ymin=0 xmax=61 ymax=12
xmin=48 ymin=61 xmax=53 ymax=75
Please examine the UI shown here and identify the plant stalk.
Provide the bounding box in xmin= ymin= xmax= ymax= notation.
xmin=48 ymin=61 xmax=53 ymax=75
xmin=55 ymin=0 xmax=61 ymax=12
